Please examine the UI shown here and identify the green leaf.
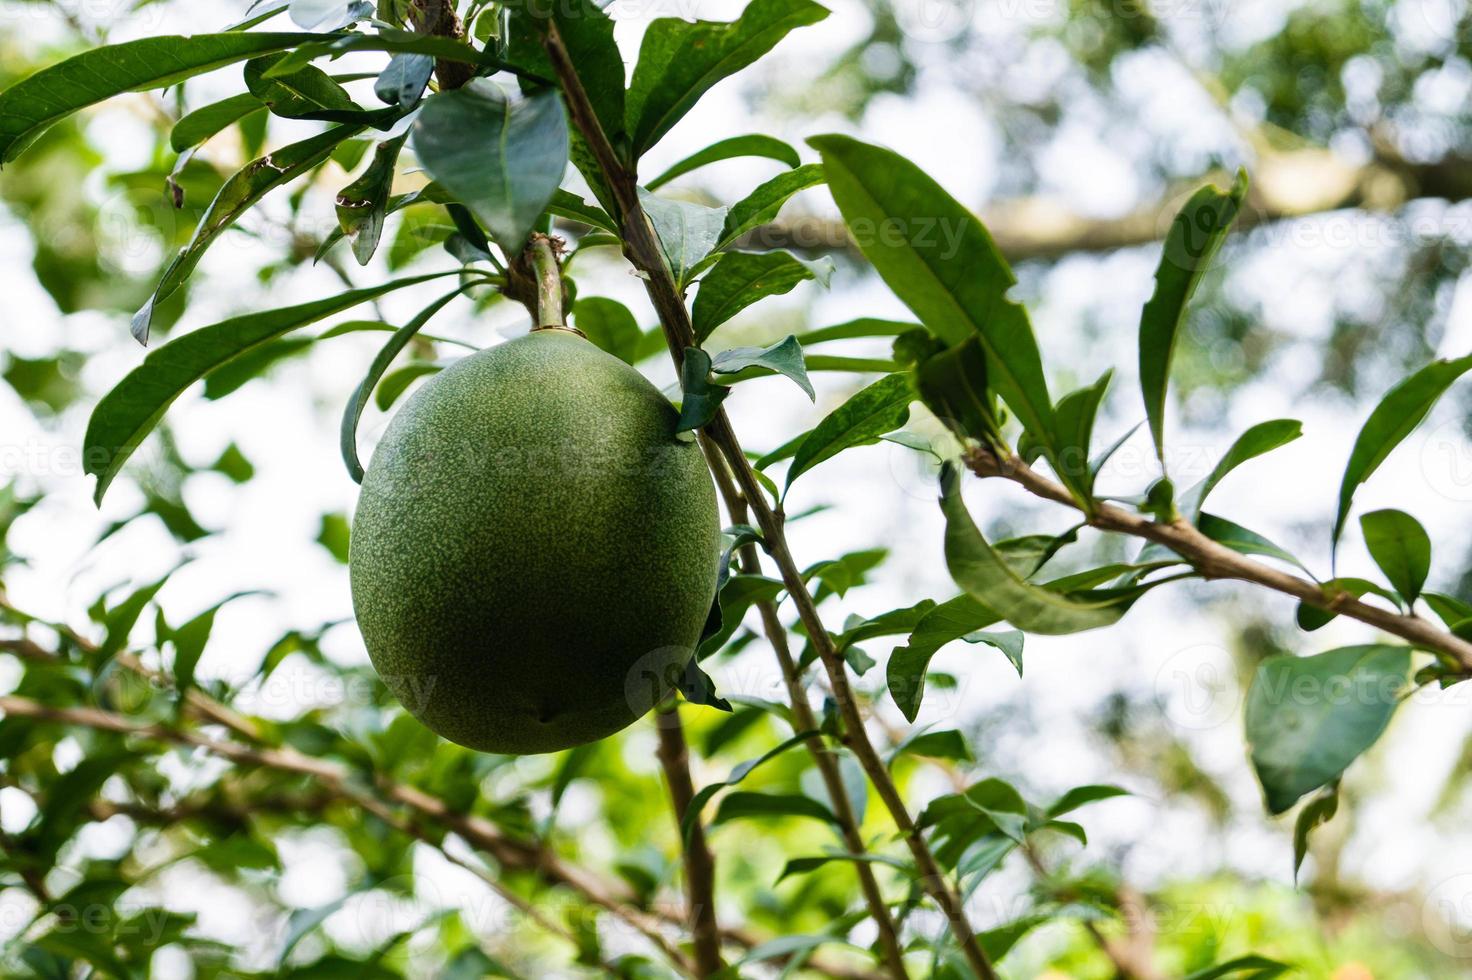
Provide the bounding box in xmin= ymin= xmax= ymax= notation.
xmin=710 ymin=336 xmax=813 ymax=400
xmin=776 ymin=850 xmax=912 ymax=883
xmin=1182 ymin=418 xmax=1304 ymax=520
xmin=802 ymin=547 xmax=887 ymax=601
xmin=784 ymin=373 xmax=913 ymax=491
xmin=1052 ymin=370 xmax=1112 ymax=502
xmin=572 ymin=297 xmax=642 ymax=364
xmin=693 ymin=250 xmax=831 ymax=341
xmin=889 ymin=728 xmax=973 ymax=764
xmin=88 ymin=272 xmax=456 ymax=504
xmin=171 ymin=93 xmax=265 ymax=152
xmin=506 ymin=0 xmax=626 ymax=149
xmin=699 ymin=574 xmax=785 ymax=659
xmin=647 ymin=134 xmax=800 ymax=190
xmin=0 ymin=32 xmax=319 ymax=163
xmin=548 ymin=189 xmax=618 ymax=234
xmin=133 ymin=123 xmax=362 ymax=343
xmin=413 ymin=82 xmax=569 ymax=252
xmin=809 ymin=134 xmax=1056 ymax=453
xmin=639 ymin=190 xmax=727 ymax=286
xmin=712 ymin=791 xmax=837 ymax=828
xmin=625 ymin=0 xmax=829 ymax=155
xmin=1047 ymin=784 xmax=1129 ymax=819
xmin=262 ymin=30 xmax=487 ymax=77
xmin=1360 ymin=508 xmax=1431 ymax=605
xmin=941 ymin=469 xmax=1145 ymax=635
xmin=911 ymin=334 xmax=1003 ymax=448
xmin=969 ymin=629 xmax=1025 ymax=676
xmin=1197 ymin=513 xmax=1309 ymax=574
xmin=168 ymin=591 xmax=261 ymax=701
xmin=682 ymin=730 xmax=818 ymax=844
xmin=1138 ymin=170 xmax=1248 ymax=464
xmin=336 ymin=133 xmax=408 ymax=265
xmin=244 ymin=52 xmax=378 ymax=121
xmin=1424 ymin=592 xmax=1472 ymax=630
xmin=98 ymin=572 xmax=174 ymax=662
xmin=374 ymin=52 xmax=434 ymax=107
xmin=1333 ymin=354 xmax=1472 ymax=555
xmin=341 ymin=288 xmax=464 ymax=482
xmin=798 ymin=318 xmax=919 ymax=346
xmin=717 ymin=163 xmax=826 ymax=248
xmin=317 ymin=512 xmax=351 ymax=563
xmin=375 ymin=363 xmax=441 ymax=409
xmin=675 ymin=348 xmax=731 ymax=433
xmin=1183 ymin=955 xmax=1291 ymax=980
xmin=1245 ymin=644 xmax=1411 ymax=814
xmin=289 ymin=0 xmax=372 ymax=30
xmin=1292 ymin=782 xmax=1338 ymax=883
xmin=887 ymin=594 xmax=998 ymax=722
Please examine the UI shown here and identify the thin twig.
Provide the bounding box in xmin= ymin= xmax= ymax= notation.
xmin=536 ymin=20 xmax=997 ymax=978
xmin=700 ymin=438 xmax=910 ymax=979
xmin=965 ymin=448 xmax=1472 ymax=672
xmin=655 ymin=704 xmax=723 ymax=976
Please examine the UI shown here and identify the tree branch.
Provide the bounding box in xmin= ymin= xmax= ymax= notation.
xmin=964 ymin=447 xmax=1472 ymax=672
xmin=655 ymin=705 xmax=723 ymax=976
xmin=538 ymin=20 xmax=996 ymax=979
xmin=700 ymin=437 xmax=910 ymax=980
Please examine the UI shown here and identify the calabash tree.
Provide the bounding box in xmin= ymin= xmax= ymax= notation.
xmin=0 ymin=1 xmax=1466 ymax=977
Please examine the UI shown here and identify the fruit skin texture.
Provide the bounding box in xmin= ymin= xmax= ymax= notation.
xmin=350 ymin=330 xmax=720 ymax=755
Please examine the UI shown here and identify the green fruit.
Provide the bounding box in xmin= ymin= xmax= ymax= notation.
xmin=350 ymin=329 xmax=721 ymax=755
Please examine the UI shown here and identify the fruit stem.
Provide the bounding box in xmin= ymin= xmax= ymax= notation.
xmin=527 ymin=233 xmax=565 ymax=328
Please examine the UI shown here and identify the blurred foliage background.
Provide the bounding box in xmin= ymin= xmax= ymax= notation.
xmin=2 ymin=0 xmax=1472 ymax=976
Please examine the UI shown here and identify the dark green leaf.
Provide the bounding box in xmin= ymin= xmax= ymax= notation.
xmin=675 ymin=660 xmax=732 ymax=712
xmin=413 ymin=82 xmax=569 ymax=252
xmin=171 ymin=93 xmax=264 ymax=152
xmin=647 ymin=134 xmax=801 ymax=190
xmin=133 ymin=124 xmax=362 ymax=342
xmin=1424 ymin=592 xmax=1472 ymax=630
xmin=1138 ymin=170 xmax=1248 ymax=464
xmin=711 ymin=791 xmax=837 ymax=828
xmin=693 ymin=250 xmax=832 ymax=341
xmin=0 ymin=33 xmax=320 ymax=163
xmin=89 ymin=272 xmax=455 ymax=504
xmin=682 ymin=730 xmax=818 ymax=844
xmin=375 ymin=363 xmax=441 ymax=410
xmin=890 ymin=728 xmax=973 ymax=764
xmin=810 ymin=134 xmax=1056 ymax=455
xmin=1295 ymin=577 xmax=1400 ymax=630
xmin=675 ymin=348 xmax=730 ymax=433
xmin=718 ymin=163 xmax=826 ymax=248
xmin=1360 ymin=508 xmax=1431 ymax=604
xmin=888 ymin=594 xmax=998 ymax=722
xmin=1333 ymin=354 xmax=1472 ymax=555
xmin=798 ymin=318 xmax=919 ymax=346
xmin=710 ymin=336 xmax=813 ymax=400
xmin=785 ymin=373 xmax=912 ymax=491
xmin=1183 ymin=418 xmax=1303 ymax=520
xmin=942 ymin=468 xmax=1144 ymax=635
xmin=1196 ymin=513 xmax=1309 ymax=574
xmin=506 ymin=0 xmax=626 ymax=148
xmin=336 ymin=134 xmax=408 ymax=265
xmin=1293 ymin=782 xmax=1338 ymax=883
xmin=913 ymin=334 xmax=1003 ymax=447
xmin=341 ymin=288 xmax=464 ymax=482
xmin=640 ymin=190 xmax=727 ymax=286
xmin=625 ymin=0 xmax=829 ymax=154
xmin=572 ymin=297 xmax=642 ymax=364
xmin=244 ymin=52 xmax=374 ymax=121
xmin=1183 ymin=955 xmax=1291 ymax=980
xmin=1052 ymin=370 xmax=1112 ymax=501
xmin=98 ymin=571 xmax=173 ymax=662
xmin=548 ymin=189 xmax=618 ymax=234
xmin=776 ymin=850 xmax=911 ymax=883
xmin=1245 ymin=645 xmax=1411 ymax=814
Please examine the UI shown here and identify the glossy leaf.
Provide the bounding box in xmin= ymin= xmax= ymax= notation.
xmin=639 ymin=190 xmax=727 ymax=286
xmin=942 ymin=469 xmax=1145 ymax=635
xmin=170 ymin=93 xmax=264 ymax=152
xmin=1295 ymin=577 xmax=1401 ymax=631
xmin=784 ymin=373 xmax=913 ymax=492
xmin=548 ymin=189 xmax=618 ymax=234
xmin=1360 ymin=508 xmax=1431 ymax=604
xmin=717 ymin=163 xmax=826 ymax=248
xmin=710 ymin=335 xmax=814 ymax=400
xmin=888 ymin=594 xmax=998 ymax=722
xmin=1332 ymin=354 xmax=1472 ymax=555
xmin=647 ymin=134 xmax=800 ymax=190
xmin=711 ymin=791 xmax=837 ymax=828
xmin=506 ymin=0 xmax=626 ymax=148
xmin=375 ymin=52 xmax=434 ymax=107
xmin=1245 ymin=644 xmax=1411 ymax=814
xmin=1047 ymin=784 xmax=1129 ymax=818
xmin=1292 ymin=782 xmax=1338 ymax=883
xmin=675 ymin=348 xmax=730 ymax=433
xmin=89 ymin=273 xmax=456 ymax=504
xmin=810 ymin=134 xmax=1056 ymax=452
xmin=572 ymin=297 xmax=642 ymax=364
xmin=0 ymin=33 xmax=320 ymax=163
xmin=341 ymin=288 xmax=464 ymax=483
xmin=1183 ymin=956 xmax=1291 ymax=980
xmin=1197 ymin=513 xmax=1309 ymax=574
xmin=692 ymin=250 xmax=831 ymax=341
xmin=244 ymin=53 xmax=382 ymax=122
xmin=682 ymin=730 xmax=818 ymax=843
xmin=413 ymin=82 xmax=569 ymax=252
xmin=335 ymin=134 xmax=407 ymax=265
xmin=133 ymin=124 xmax=362 ymax=343
xmin=1052 ymin=371 xmax=1112 ymax=502
xmin=625 ymin=0 xmax=829 ymax=154
xmin=1138 ymin=170 xmax=1248 ymax=464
